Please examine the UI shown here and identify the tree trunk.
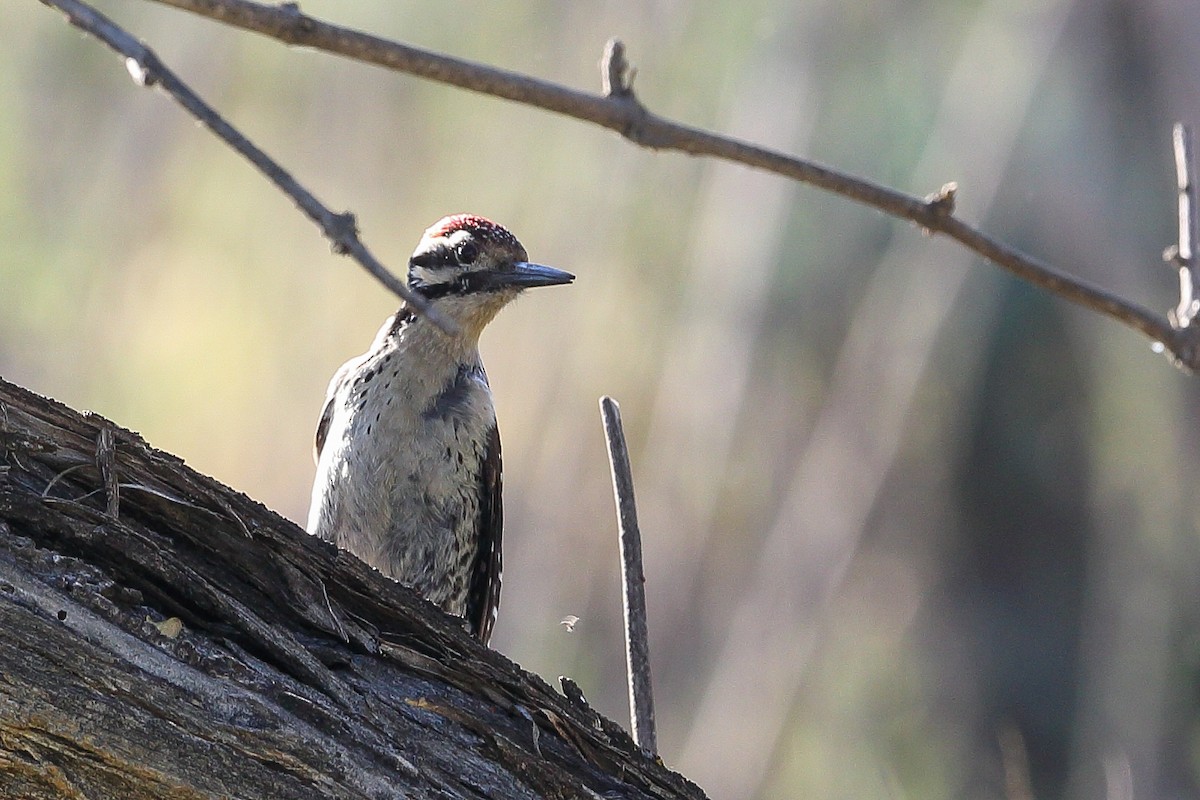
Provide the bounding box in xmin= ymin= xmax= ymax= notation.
xmin=0 ymin=376 xmax=704 ymax=800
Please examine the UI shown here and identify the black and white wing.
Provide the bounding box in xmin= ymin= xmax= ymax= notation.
xmin=466 ymin=423 xmax=503 ymax=645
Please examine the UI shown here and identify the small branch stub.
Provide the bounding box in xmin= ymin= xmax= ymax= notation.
xmin=1167 ymin=123 xmax=1200 ymax=330
xmin=601 ymin=38 xmax=634 ymax=98
xmin=124 ymin=56 xmax=155 ymax=87
xmin=599 ymin=396 xmax=657 ymax=755
xmin=925 ymin=181 xmax=958 ymax=218
xmin=920 ymin=181 xmax=958 ymax=235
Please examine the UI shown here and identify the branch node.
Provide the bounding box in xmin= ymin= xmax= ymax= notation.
xmin=925 ymin=181 xmax=958 ymax=218
xmin=599 ymin=39 xmax=656 ymax=146
xmin=276 ymin=2 xmax=315 ymax=41
xmin=124 ymin=55 xmax=157 ymax=87
xmin=327 ymin=212 xmax=359 ymax=255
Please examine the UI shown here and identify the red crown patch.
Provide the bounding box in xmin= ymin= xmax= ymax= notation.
xmin=425 ymin=214 xmax=523 ymax=252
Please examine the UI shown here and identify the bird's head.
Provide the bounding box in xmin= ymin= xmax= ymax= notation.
xmin=407 ymin=214 xmax=574 ymax=338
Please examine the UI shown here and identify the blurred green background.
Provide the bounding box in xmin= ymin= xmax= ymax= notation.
xmin=4 ymin=0 xmax=1199 ymax=797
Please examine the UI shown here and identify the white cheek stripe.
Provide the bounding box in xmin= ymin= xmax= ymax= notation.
xmin=410 ymin=265 xmax=437 ymax=286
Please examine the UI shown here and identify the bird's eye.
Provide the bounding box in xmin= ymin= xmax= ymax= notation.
xmin=456 ymin=241 xmax=479 ymax=265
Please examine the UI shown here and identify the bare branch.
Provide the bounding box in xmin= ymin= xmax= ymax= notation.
xmin=137 ymin=0 xmax=1194 ymax=368
xmin=36 ymin=0 xmax=456 ymax=334
xmin=599 ymin=397 xmax=657 ymax=755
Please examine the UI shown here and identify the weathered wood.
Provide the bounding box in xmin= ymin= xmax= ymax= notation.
xmin=0 ymin=376 xmax=705 ymax=800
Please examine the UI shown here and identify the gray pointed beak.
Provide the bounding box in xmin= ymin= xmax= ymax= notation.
xmin=495 ymin=262 xmax=575 ymax=289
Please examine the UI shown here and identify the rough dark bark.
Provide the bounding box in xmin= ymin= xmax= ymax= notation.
xmin=0 ymin=376 xmax=704 ymax=800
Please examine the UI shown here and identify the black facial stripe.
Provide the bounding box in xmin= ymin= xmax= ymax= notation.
xmin=411 ymin=269 xmax=496 ymax=300
xmin=409 ymin=246 xmax=455 ymax=270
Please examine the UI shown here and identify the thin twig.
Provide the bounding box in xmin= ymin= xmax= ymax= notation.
xmin=598 ymin=396 xmax=656 ymax=754
xmin=37 ymin=0 xmax=456 ymax=334
xmin=319 ymin=578 xmax=349 ymax=644
xmin=1166 ymin=123 xmax=1199 ymax=329
xmin=139 ymin=0 xmax=1192 ymax=368
xmin=116 ymin=482 xmax=206 ymax=510
xmin=211 ymin=493 xmax=252 ymax=539
xmin=41 ymin=463 xmax=90 ymax=499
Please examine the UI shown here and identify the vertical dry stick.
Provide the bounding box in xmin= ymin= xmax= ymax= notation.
xmin=599 ymin=396 xmax=657 ymax=754
xmin=94 ymin=426 xmax=119 ymax=518
xmin=1168 ymin=123 xmax=1199 ymax=329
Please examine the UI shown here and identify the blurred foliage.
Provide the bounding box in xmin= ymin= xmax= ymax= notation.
xmin=3 ymin=0 xmax=1200 ymax=798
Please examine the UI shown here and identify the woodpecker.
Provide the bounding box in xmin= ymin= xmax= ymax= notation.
xmin=307 ymin=214 xmax=573 ymax=645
